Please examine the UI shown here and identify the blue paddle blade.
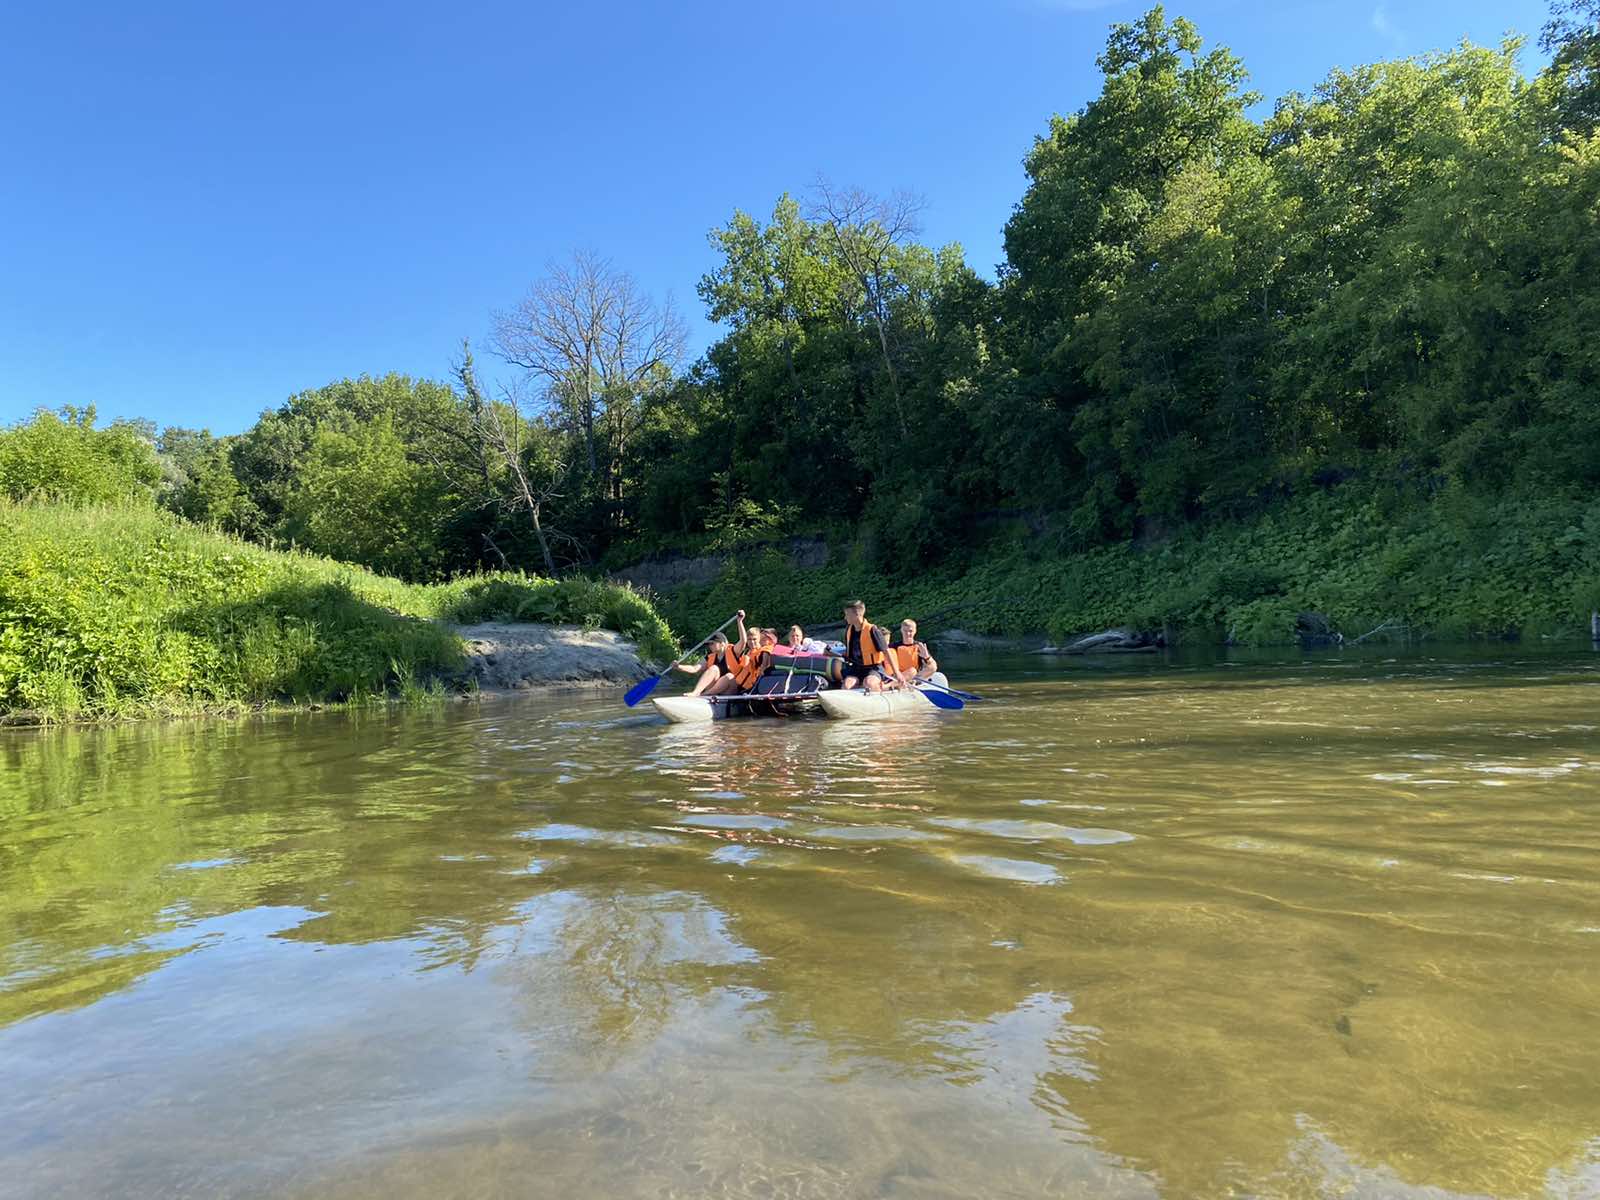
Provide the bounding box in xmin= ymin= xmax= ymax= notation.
xmin=919 ymin=686 xmax=963 ymax=710
xmin=623 ymin=674 xmax=662 ymax=707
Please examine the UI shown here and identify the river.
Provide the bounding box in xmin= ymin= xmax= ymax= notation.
xmin=2 ymin=646 xmax=1598 ymax=1199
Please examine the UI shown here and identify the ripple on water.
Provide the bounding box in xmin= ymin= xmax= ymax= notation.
xmin=170 ymin=858 xmax=238 ymax=872
xmin=926 ymin=818 xmax=1135 ymax=845
xmin=677 ymin=813 xmax=790 ymax=832
xmin=1470 ymin=761 xmax=1586 ymax=777
xmin=948 ymin=854 xmax=1062 ymax=885
xmin=709 ymin=844 xmax=762 ymax=866
xmin=806 ymin=824 xmax=944 ymax=842
xmin=519 ymin=823 xmax=680 ymax=848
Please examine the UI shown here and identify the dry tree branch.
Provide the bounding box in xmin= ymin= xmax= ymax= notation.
xmin=490 ymin=252 xmax=687 ymax=523
xmin=806 ymin=177 xmax=927 ymax=436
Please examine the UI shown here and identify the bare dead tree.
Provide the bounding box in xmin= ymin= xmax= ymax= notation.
xmin=490 ymin=251 xmax=687 ymax=521
xmin=807 ymin=179 xmax=926 ymax=436
xmin=451 ymin=343 xmax=564 ymax=575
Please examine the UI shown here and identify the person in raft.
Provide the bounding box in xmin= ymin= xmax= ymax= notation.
xmin=791 ymin=624 xmax=830 ymax=654
xmin=839 ymin=600 xmax=912 ymax=693
xmin=742 ymin=627 xmax=777 ymax=686
xmin=675 ymin=611 xmax=768 ymax=697
xmin=772 ymin=625 xmax=825 ymax=656
xmin=891 ymin=618 xmax=939 ymax=682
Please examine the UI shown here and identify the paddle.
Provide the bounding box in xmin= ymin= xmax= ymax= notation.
xmin=624 ymin=613 xmax=742 ymax=707
xmin=914 ymin=678 xmax=988 ymax=705
xmin=914 ymin=682 xmax=964 ymax=710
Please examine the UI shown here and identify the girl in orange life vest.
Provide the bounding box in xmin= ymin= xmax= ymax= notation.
xmin=839 ymin=599 xmax=911 ymax=693
xmin=890 ymin=618 xmax=938 ymax=682
xmin=676 ymin=613 xmax=775 ymax=697
xmin=674 ymin=610 xmax=757 ymax=696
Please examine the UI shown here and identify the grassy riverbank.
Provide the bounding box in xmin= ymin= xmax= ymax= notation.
xmin=657 ymin=484 xmax=1600 ymax=647
xmin=0 ymin=502 xmax=675 ymax=722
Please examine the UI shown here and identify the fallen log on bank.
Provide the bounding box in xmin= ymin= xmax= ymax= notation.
xmin=1033 ymin=629 xmax=1163 ymax=655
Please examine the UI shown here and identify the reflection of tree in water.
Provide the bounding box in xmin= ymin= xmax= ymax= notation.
xmin=0 ymin=707 xmax=577 ymax=1025
xmin=0 ymin=698 xmax=952 ymax=1031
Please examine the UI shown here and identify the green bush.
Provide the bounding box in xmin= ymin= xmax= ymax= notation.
xmin=0 ymin=502 xmax=678 ymax=720
xmin=0 ymin=407 xmax=161 ymax=505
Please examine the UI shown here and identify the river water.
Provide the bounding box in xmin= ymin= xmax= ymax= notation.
xmin=2 ymin=647 xmax=1598 ymax=1199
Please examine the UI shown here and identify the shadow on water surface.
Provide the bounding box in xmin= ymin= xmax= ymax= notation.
xmin=2 ymin=649 xmax=1599 ymax=1198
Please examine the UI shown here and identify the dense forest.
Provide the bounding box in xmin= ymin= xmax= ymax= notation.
xmin=6 ymin=3 xmax=1600 ymax=644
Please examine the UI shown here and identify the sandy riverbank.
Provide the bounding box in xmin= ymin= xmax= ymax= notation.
xmin=449 ymin=623 xmax=652 ymax=696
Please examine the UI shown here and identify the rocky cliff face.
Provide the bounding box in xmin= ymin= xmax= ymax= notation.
xmin=608 ymin=537 xmax=829 ymax=593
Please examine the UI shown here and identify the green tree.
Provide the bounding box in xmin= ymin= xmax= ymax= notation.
xmin=491 ymin=252 xmax=687 ymax=543
xmin=281 ymin=415 xmax=454 ymax=579
xmin=1070 ymin=151 xmax=1291 ymax=522
xmin=0 ymin=407 xmax=162 ymax=504
xmin=1542 ymin=0 xmax=1600 ymax=133
xmin=157 ymin=427 xmax=258 ymax=531
xmin=230 ymin=375 xmax=459 ymax=538
xmin=1000 ymin=6 xmax=1259 ymax=530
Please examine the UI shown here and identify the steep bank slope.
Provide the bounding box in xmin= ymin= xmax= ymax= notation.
xmin=0 ymin=503 xmax=673 ymax=722
xmin=652 ymin=486 xmax=1600 ymax=647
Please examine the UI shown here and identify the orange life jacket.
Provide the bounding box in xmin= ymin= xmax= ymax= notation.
xmin=892 ymin=642 xmax=923 ymax=674
xmin=846 ymin=621 xmax=886 ymax=667
xmin=733 ymin=649 xmax=768 ymax=690
xmin=706 ymin=645 xmax=744 ymax=677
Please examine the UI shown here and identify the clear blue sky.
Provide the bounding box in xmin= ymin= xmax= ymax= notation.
xmin=1 ymin=0 xmax=1551 ymax=434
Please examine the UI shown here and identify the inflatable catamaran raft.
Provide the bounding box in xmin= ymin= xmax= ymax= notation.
xmin=650 ymin=654 xmax=955 ymax=723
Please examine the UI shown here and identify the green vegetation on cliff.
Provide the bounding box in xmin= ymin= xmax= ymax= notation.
xmin=0 ymin=503 xmax=673 ymax=721
xmin=658 ymin=483 xmax=1600 ymax=647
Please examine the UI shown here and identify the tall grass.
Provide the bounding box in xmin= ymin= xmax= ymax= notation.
xmin=0 ymin=502 xmax=674 ymax=721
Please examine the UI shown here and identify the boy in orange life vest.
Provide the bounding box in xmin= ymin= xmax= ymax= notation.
xmin=839 ymin=600 xmax=911 ymax=693
xmin=891 ymin=618 xmax=938 ymax=682
xmin=675 ymin=610 xmax=758 ymax=696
